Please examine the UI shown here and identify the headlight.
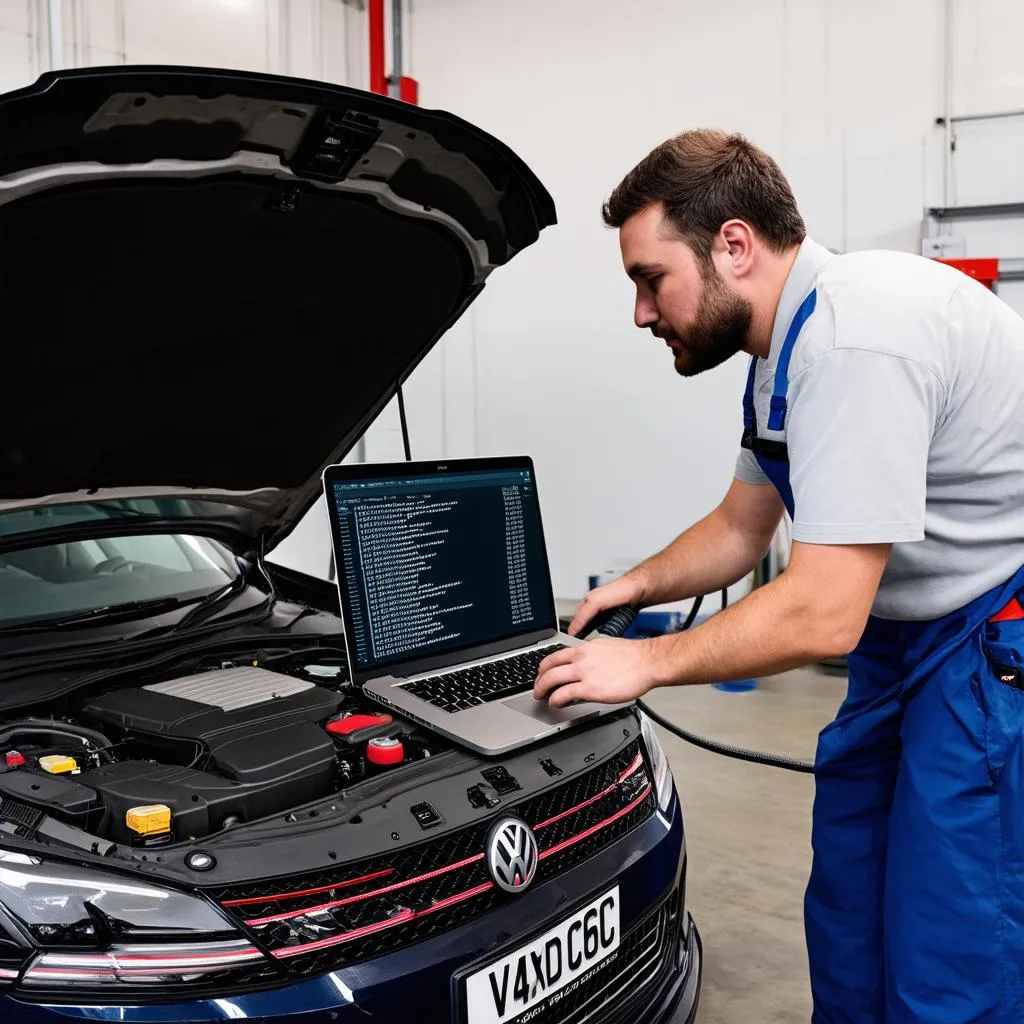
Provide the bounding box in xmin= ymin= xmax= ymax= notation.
xmin=640 ymin=711 xmax=675 ymax=812
xmin=0 ymin=850 xmax=271 ymax=999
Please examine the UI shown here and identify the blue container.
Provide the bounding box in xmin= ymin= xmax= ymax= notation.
xmin=713 ymin=679 xmax=759 ymax=693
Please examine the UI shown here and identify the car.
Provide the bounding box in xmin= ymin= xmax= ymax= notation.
xmin=0 ymin=65 xmax=701 ymax=1024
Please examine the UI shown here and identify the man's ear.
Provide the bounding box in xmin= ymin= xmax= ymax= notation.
xmin=719 ymin=220 xmax=756 ymax=278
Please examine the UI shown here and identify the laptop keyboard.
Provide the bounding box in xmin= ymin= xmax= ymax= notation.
xmin=402 ymin=645 xmax=567 ymax=714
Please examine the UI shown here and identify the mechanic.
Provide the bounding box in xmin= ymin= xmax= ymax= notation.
xmin=533 ymin=128 xmax=1024 ymax=1022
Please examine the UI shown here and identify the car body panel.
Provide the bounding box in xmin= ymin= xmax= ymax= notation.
xmin=0 ymin=66 xmax=555 ymax=548
xmin=4 ymin=794 xmax=698 ymax=1024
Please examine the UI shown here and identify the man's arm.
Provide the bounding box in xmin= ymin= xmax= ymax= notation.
xmin=568 ymin=477 xmax=784 ymax=635
xmin=651 ymin=539 xmax=889 ymax=682
xmin=537 ymin=539 xmax=889 ymax=706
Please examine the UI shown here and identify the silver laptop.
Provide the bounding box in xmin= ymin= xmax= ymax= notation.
xmin=321 ymin=456 xmax=630 ymax=756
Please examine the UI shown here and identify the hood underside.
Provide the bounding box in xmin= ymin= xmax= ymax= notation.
xmin=0 ymin=66 xmax=555 ymax=545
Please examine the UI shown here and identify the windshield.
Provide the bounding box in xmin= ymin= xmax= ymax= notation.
xmin=0 ymin=498 xmax=240 ymax=537
xmin=0 ymin=531 xmax=239 ymax=626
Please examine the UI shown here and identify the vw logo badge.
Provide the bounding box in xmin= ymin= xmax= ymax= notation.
xmin=486 ymin=817 xmax=539 ymax=894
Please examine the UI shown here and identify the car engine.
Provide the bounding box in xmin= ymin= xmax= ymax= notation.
xmin=0 ymin=664 xmax=446 ymax=853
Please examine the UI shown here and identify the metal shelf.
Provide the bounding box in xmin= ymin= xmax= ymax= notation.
xmin=947 ymin=108 xmax=1024 ymax=125
xmin=927 ymin=202 xmax=1024 ymax=220
xmin=1000 ymin=258 xmax=1024 ymax=282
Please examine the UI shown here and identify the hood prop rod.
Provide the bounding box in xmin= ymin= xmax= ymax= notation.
xmin=397 ymin=381 xmax=412 ymax=461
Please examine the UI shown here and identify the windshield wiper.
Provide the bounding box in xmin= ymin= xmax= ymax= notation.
xmin=1 ymin=572 xmax=256 ymax=639
xmin=152 ymin=573 xmax=251 ymax=634
xmin=0 ymin=596 xmax=192 ymax=634
xmin=98 ymin=508 xmax=164 ymax=519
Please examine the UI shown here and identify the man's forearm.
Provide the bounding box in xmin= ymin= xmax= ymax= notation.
xmin=648 ymin=565 xmax=862 ymax=686
xmin=537 ymin=540 xmax=888 ymax=709
xmin=629 ymin=505 xmax=773 ymax=606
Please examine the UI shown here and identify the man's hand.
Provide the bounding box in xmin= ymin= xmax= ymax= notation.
xmin=539 ymin=540 xmax=890 ymax=704
xmin=568 ymin=574 xmax=648 ymax=637
xmin=534 ymin=637 xmax=660 ymax=707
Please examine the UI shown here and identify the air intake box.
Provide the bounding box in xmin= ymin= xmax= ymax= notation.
xmin=81 ymin=667 xmax=343 ymax=841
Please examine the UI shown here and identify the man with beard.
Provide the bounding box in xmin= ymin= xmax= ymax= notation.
xmin=533 ymin=129 xmax=1024 ymax=1022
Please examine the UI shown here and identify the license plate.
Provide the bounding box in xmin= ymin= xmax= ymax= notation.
xmin=464 ymin=887 xmax=620 ymax=1024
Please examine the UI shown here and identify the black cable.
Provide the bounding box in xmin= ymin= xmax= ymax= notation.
xmin=397 ymin=383 xmax=412 ymax=461
xmin=0 ymin=719 xmax=113 ymax=756
xmin=681 ymin=594 xmax=703 ymax=630
xmin=0 ymin=719 xmax=112 ymax=750
xmin=587 ymin=603 xmax=814 ymax=774
xmin=636 ymin=699 xmax=814 ymax=774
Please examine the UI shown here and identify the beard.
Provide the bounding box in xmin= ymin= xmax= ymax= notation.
xmin=667 ymin=267 xmax=753 ymax=377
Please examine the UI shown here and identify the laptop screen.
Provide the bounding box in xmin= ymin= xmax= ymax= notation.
xmin=324 ymin=460 xmax=556 ymax=676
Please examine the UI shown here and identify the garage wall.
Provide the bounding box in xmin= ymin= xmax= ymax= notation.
xmin=0 ymin=0 xmax=361 ymax=92
xmin=0 ymin=1 xmax=42 ymax=93
xmin=378 ymin=0 xmax=1024 ymax=603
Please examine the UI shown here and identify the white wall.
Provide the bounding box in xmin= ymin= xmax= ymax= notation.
xmin=0 ymin=0 xmax=42 ymax=92
xmin=4 ymin=0 xmax=1023 ymax=597
xmin=0 ymin=0 xmax=361 ymax=92
xmin=392 ymin=0 xmax=1024 ymax=602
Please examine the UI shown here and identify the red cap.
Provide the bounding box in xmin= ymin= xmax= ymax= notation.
xmin=5 ymin=751 xmax=25 ymax=768
xmin=325 ymin=713 xmax=393 ymax=736
xmin=367 ymin=737 xmax=404 ymax=766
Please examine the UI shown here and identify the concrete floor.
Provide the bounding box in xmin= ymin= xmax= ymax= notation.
xmin=650 ymin=666 xmax=848 ymax=1024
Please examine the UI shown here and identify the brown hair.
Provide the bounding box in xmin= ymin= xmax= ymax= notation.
xmin=602 ymin=129 xmax=805 ymax=264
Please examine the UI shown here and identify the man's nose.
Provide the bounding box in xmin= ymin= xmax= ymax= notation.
xmin=634 ymin=295 xmax=658 ymax=329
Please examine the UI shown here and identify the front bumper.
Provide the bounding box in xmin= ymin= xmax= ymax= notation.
xmin=3 ymin=790 xmax=699 ymax=1024
xmin=652 ymin=913 xmax=702 ymax=1024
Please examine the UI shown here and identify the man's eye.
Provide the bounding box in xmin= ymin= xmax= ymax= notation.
xmin=648 ymin=275 xmax=662 ymax=292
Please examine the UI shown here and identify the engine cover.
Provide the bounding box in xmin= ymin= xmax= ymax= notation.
xmin=82 ymin=667 xmax=343 ymax=841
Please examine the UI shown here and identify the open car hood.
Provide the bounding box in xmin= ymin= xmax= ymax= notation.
xmin=0 ymin=66 xmax=555 ymax=547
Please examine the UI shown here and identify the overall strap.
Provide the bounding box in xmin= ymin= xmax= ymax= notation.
xmin=742 ymin=355 xmax=758 ymax=433
xmin=767 ymin=288 xmax=817 ymax=431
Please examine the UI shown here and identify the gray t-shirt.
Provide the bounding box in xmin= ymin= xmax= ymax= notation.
xmin=736 ymin=237 xmax=1024 ymax=621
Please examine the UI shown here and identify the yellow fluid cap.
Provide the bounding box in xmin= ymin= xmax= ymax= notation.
xmin=126 ymin=804 xmax=172 ymax=836
xmin=38 ymin=755 xmax=78 ymax=775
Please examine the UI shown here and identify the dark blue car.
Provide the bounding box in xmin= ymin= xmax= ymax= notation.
xmin=0 ymin=66 xmax=701 ymax=1024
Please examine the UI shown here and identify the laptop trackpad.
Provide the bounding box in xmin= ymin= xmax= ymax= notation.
xmin=504 ymin=692 xmax=596 ymax=724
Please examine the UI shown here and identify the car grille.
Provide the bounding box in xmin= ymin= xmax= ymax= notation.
xmin=520 ymin=889 xmax=680 ymax=1024
xmin=210 ymin=740 xmax=655 ymax=974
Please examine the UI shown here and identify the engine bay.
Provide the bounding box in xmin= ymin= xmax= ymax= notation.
xmin=0 ymin=660 xmax=449 ymax=855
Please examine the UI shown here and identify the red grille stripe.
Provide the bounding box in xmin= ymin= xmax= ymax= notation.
xmin=245 ymin=853 xmax=484 ymax=926
xmin=620 ymin=752 xmax=645 ymax=781
xmin=271 ymin=882 xmax=494 ymax=959
xmin=540 ymin=783 xmax=653 ymax=861
xmin=273 ymin=909 xmax=416 ymax=957
xmin=242 ymin=756 xmax=647 ymax=926
xmin=240 ymin=753 xmax=650 ymax=954
xmin=534 ymin=780 xmax=618 ymax=830
xmin=534 ymin=753 xmax=645 ymax=831
xmin=418 ymin=881 xmax=494 ymax=916
xmin=261 ymin=781 xmax=652 ymax=960
xmin=222 ymin=868 xmax=395 ymax=908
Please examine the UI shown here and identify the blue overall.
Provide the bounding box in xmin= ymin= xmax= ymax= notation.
xmin=742 ymin=289 xmax=1024 ymax=1022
